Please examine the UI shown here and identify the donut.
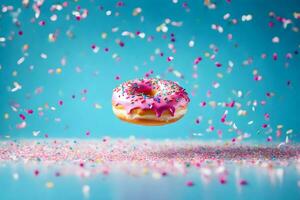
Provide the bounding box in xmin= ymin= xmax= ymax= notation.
xmin=112 ymin=78 xmax=190 ymax=126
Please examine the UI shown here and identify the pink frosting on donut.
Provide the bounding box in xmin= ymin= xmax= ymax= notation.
xmin=112 ymin=78 xmax=190 ymax=117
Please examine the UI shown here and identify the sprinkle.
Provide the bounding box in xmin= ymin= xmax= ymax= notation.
xmin=17 ymin=57 xmax=25 ymax=65
xmin=45 ymin=181 xmax=54 ymax=189
xmin=186 ymin=181 xmax=194 ymax=187
xmin=11 ymin=82 xmax=22 ymax=92
xmin=34 ymin=169 xmax=39 ymax=176
xmin=16 ymin=121 xmax=26 ymax=129
xmin=239 ymin=179 xmax=248 ymax=186
xmin=188 ymin=40 xmax=195 ymax=47
xmin=32 ymin=131 xmax=40 ymax=137
xmin=241 ymin=14 xmax=252 ymax=21
xmin=82 ymin=185 xmax=90 ymax=197
xmin=167 ymin=56 xmax=174 ymax=62
xmin=12 ymin=173 xmax=19 ymax=180
xmin=272 ymin=36 xmax=280 ymax=43
xmin=40 ymin=53 xmax=48 ymax=59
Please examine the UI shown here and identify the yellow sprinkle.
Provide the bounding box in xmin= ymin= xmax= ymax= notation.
xmin=45 ymin=181 xmax=54 ymax=189
xmin=277 ymin=125 xmax=283 ymax=129
xmin=12 ymin=70 xmax=18 ymax=77
xmin=101 ymin=32 xmax=107 ymax=39
xmin=56 ymin=68 xmax=62 ymax=74
xmin=22 ymin=44 xmax=29 ymax=52
xmin=217 ymin=73 xmax=223 ymax=78
xmin=142 ymin=167 xmax=148 ymax=174
xmin=4 ymin=113 xmax=9 ymax=119
xmin=94 ymin=103 xmax=102 ymax=109
xmin=132 ymin=7 xmax=142 ymax=16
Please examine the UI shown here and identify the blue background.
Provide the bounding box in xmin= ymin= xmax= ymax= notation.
xmin=0 ymin=0 xmax=299 ymax=141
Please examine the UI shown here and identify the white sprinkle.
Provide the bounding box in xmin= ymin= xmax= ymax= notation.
xmin=17 ymin=57 xmax=25 ymax=65
xmin=82 ymin=185 xmax=90 ymax=198
xmin=11 ymin=82 xmax=22 ymax=92
xmin=223 ymin=13 xmax=230 ymax=20
xmin=33 ymin=130 xmax=40 ymax=137
xmin=272 ymin=36 xmax=280 ymax=43
xmin=41 ymin=53 xmax=47 ymax=59
xmin=12 ymin=173 xmax=19 ymax=180
xmin=50 ymin=14 xmax=57 ymax=21
xmin=241 ymin=14 xmax=252 ymax=21
xmin=106 ymin=10 xmax=112 ymax=16
xmin=248 ymin=121 xmax=254 ymax=125
xmin=188 ymin=40 xmax=195 ymax=47
xmin=16 ymin=121 xmax=26 ymax=129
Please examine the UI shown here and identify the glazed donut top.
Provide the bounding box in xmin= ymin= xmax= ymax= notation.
xmin=112 ymin=78 xmax=190 ymax=117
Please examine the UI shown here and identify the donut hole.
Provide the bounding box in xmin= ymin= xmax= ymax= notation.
xmin=134 ymin=84 xmax=157 ymax=97
xmin=141 ymin=89 xmax=156 ymax=97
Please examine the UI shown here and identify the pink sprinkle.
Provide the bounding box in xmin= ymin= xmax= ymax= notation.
xmin=269 ymin=21 xmax=274 ymax=27
xmin=273 ymin=53 xmax=278 ymax=60
xmin=221 ymin=115 xmax=226 ymax=123
xmin=239 ymin=179 xmax=248 ymax=186
xmin=115 ymin=75 xmax=120 ymax=80
xmin=261 ymin=53 xmax=267 ymax=59
xmin=19 ymin=114 xmax=26 ymax=120
xmin=76 ymin=16 xmax=81 ymax=21
xmin=44 ymin=134 xmax=49 ymax=138
xmin=219 ymin=177 xmax=227 ymax=184
xmin=103 ymin=169 xmax=109 ymax=175
xmin=194 ymin=57 xmax=202 ymax=64
xmin=27 ymin=109 xmax=34 ymax=114
xmin=262 ymin=124 xmax=268 ymax=128
xmin=267 ymin=136 xmax=272 ymax=142
xmin=34 ymin=169 xmax=39 ymax=176
xmin=18 ymin=31 xmax=23 ymax=36
xmin=286 ymin=53 xmax=292 ymax=59
xmin=227 ymin=33 xmax=233 ymax=40
xmin=200 ymin=101 xmax=206 ymax=107
xmin=264 ymin=113 xmax=270 ymax=120
xmin=116 ymin=1 xmax=124 ymax=7
xmin=186 ymin=181 xmax=194 ymax=187
xmin=39 ymin=20 xmax=46 ymax=26
xmin=59 ymin=100 xmax=63 ymax=106
xmin=86 ymin=131 xmax=90 ymax=136
xmin=167 ymin=56 xmax=174 ymax=62
xmin=91 ymin=44 xmax=96 ymax=49
xmin=226 ymin=100 xmax=235 ymax=108
xmin=276 ymin=129 xmax=282 ymax=137
xmin=232 ymin=138 xmax=236 ymax=143
xmin=119 ymin=41 xmax=125 ymax=47
xmin=215 ymin=62 xmax=222 ymax=67
xmin=254 ymin=75 xmax=262 ymax=81
xmin=217 ymin=130 xmax=223 ymax=138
